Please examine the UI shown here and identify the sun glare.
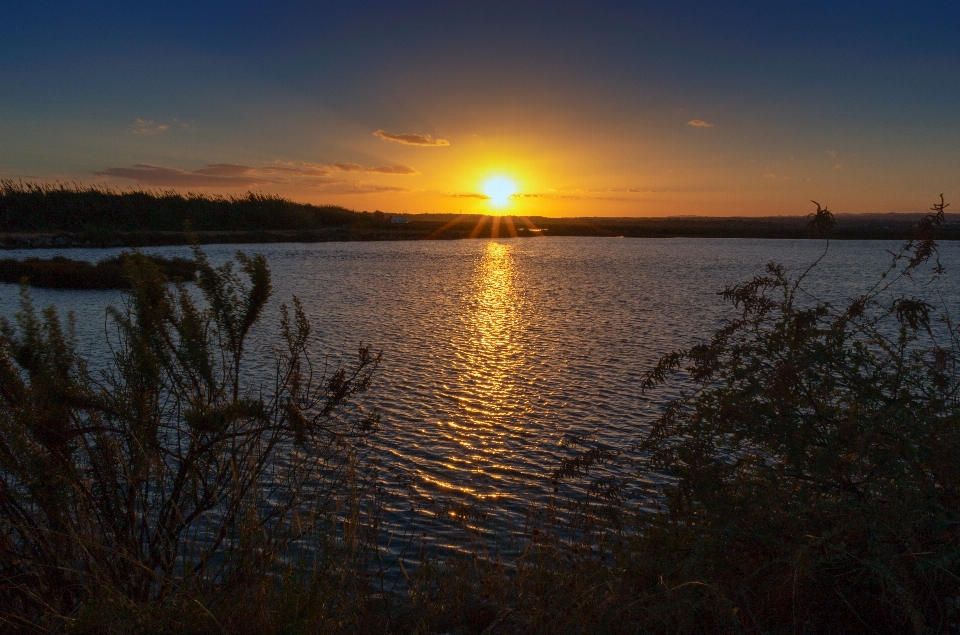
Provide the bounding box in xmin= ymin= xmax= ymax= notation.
xmin=482 ymin=177 xmax=516 ymax=208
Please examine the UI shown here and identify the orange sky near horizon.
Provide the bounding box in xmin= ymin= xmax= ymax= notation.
xmin=80 ymin=122 xmax=958 ymax=219
xmin=3 ymin=3 xmax=958 ymax=218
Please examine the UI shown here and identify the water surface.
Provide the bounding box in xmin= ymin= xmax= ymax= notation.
xmin=4 ymin=237 xmax=958 ymax=541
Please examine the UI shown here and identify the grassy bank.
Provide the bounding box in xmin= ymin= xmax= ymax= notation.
xmin=0 ymin=200 xmax=958 ymax=634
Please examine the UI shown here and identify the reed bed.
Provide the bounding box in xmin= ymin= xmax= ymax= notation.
xmin=0 ymin=180 xmax=357 ymax=233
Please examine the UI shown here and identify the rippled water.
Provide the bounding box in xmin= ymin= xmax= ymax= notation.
xmin=4 ymin=237 xmax=959 ymax=541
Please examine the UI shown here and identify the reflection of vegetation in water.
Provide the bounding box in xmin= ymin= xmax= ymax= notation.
xmin=1 ymin=199 xmax=958 ymax=633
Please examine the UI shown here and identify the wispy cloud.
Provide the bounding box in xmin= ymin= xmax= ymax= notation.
xmin=96 ymin=164 xmax=266 ymax=187
xmin=448 ymin=192 xmax=490 ymax=199
xmin=329 ymin=162 xmax=417 ymax=175
xmin=374 ymin=129 xmax=450 ymax=146
xmin=827 ymin=150 xmax=838 ymax=158
xmin=131 ymin=119 xmax=169 ymax=135
xmin=331 ymin=162 xmax=364 ymax=172
xmin=96 ymin=160 xmax=416 ymax=193
xmin=326 ymin=184 xmax=412 ymax=194
xmin=686 ymin=119 xmax=713 ymax=128
xmin=363 ymin=165 xmax=418 ymax=174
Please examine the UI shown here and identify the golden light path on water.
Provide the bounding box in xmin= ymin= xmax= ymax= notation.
xmin=430 ymin=241 xmax=527 ymax=502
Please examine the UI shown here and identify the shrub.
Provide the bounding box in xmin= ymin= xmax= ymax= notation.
xmin=611 ymin=196 xmax=960 ymax=633
xmin=0 ymin=247 xmax=381 ymax=633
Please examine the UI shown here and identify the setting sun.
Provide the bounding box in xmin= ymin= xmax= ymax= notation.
xmin=482 ymin=177 xmax=517 ymax=208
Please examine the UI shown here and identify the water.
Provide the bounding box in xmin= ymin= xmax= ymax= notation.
xmin=3 ymin=237 xmax=958 ymax=545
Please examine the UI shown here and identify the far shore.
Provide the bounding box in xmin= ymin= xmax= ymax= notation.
xmin=3 ymin=214 xmax=960 ymax=249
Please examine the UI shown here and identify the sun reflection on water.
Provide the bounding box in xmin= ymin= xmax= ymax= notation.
xmin=466 ymin=241 xmax=523 ymax=401
xmin=431 ymin=241 xmax=530 ymax=499
xmin=462 ymin=241 xmax=523 ymax=426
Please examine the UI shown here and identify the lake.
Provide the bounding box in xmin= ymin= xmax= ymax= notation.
xmin=3 ymin=236 xmax=958 ymax=547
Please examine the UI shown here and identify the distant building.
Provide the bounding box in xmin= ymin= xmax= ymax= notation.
xmin=391 ymin=216 xmax=408 ymax=224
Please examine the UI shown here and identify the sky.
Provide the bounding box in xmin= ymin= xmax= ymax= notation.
xmin=2 ymin=1 xmax=959 ymax=217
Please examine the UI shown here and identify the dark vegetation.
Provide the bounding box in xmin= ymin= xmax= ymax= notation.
xmin=0 ymin=197 xmax=957 ymax=633
xmin=0 ymin=181 xmax=356 ymax=233
xmin=0 ymin=254 xmax=197 ymax=289
xmin=3 ymin=180 xmax=958 ymax=248
xmin=0 ymin=247 xmax=382 ymax=633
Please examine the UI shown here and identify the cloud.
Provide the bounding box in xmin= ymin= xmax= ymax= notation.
xmin=96 ymin=164 xmax=266 ymax=187
xmin=448 ymin=192 xmax=490 ymax=199
xmin=331 ymin=162 xmax=364 ymax=172
xmin=329 ymin=184 xmax=412 ymax=194
xmin=507 ymin=190 xmax=657 ymax=202
xmin=194 ymin=164 xmax=256 ymax=176
xmin=363 ymin=165 xmax=418 ymax=175
xmin=330 ymin=162 xmax=417 ymax=175
xmin=686 ymin=119 xmax=713 ymax=128
xmin=374 ymin=129 xmax=450 ymax=146
xmin=95 ymin=159 xmax=417 ymax=193
xmin=827 ymin=150 xmax=838 ymax=158
xmin=288 ymin=163 xmax=334 ymax=176
xmin=260 ymin=164 xmax=331 ymax=176
xmin=131 ymin=119 xmax=169 ymax=135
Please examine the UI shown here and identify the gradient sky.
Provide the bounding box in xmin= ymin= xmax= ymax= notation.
xmin=2 ymin=1 xmax=959 ymax=216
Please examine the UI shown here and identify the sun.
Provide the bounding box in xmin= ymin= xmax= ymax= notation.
xmin=482 ymin=177 xmax=517 ymax=208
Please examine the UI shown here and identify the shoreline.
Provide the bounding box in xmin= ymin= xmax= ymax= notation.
xmin=3 ymin=218 xmax=960 ymax=249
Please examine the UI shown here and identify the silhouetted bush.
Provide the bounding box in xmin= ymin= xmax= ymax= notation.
xmin=0 ymin=248 xmax=381 ymax=632
xmin=544 ymin=197 xmax=960 ymax=634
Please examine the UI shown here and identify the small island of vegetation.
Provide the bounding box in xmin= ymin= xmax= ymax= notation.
xmin=0 ymin=253 xmax=197 ymax=289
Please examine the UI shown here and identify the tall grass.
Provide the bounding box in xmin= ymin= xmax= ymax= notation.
xmin=0 ymin=247 xmax=382 ymax=633
xmin=0 ymin=181 xmax=358 ymax=233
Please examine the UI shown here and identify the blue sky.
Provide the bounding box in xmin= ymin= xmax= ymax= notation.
xmin=2 ymin=1 xmax=958 ymax=216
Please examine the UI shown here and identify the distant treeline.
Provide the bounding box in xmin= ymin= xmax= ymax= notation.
xmin=3 ymin=181 xmax=958 ymax=248
xmin=0 ymin=180 xmax=359 ymax=233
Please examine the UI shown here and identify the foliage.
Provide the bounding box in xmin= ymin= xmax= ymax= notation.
xmin=602 ymin=196 xmax=960 ymax=633
xmin=0 ymin=180 xmax=357 ymax=233
xmin=0 ymin=247 xmax=381 ymax=632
